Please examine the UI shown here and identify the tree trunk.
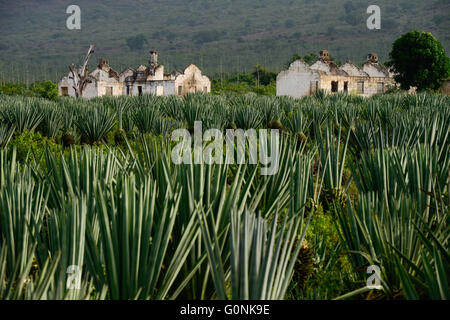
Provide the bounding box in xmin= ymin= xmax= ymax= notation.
xmin=68 ymin=45 xmax=95 ymax=98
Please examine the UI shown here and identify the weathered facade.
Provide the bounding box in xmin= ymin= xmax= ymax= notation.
xmin=59 ymin=58 xmax=123 ymax=99
xmin=277 ymin=51 xmax=395 ymax=99
xmin=174 ymin=64 xmax=211 ymax=96
xmin=59 ymin=51 xmax=211 ymax=98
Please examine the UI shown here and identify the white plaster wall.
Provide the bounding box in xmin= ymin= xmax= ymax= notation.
xmin=58 ymin=74 xmax=98 ymax=98
xmin=120 ymin=69 xmax=135 ymax=95
xmin=310 ymin=60 xmax=330 ymax=74
xmin=83 ymin=82 xmax=99 ymax=99
xmin=174 ymin=64 xmax=211 ymax=96
xmin=319 ymin=74 xmax=395 ymax=97
xmin=58 ymin=76 xmax=76 ymax=97
xmin=146 ymin=81 xmax=175 ymax=96
xmin=147 ymin=65 xmax=164 ymax=81
xmin=362 ymin=63 xmax=389 ymax=77
xmin=90 ymin=69 xmax=123 ymax=97
xmin=59 ymin=68 xmax=124 ymax=99
xmin=340 ymin=63 xmax=368 ymax=77
xmin=130 ymin=83 xmax=147 ymax=96
xmin=276 ymin=60 xmax=321 ymax=99
xmin=97 ymin=81 xmax=123 ymax=97
xmin=127 ymin=80 xmax=175 ymax=96
xmin=120 ymin=69 xmax=134 ymax=82
xmin=161 ymin=81 xmax=175 ymax=96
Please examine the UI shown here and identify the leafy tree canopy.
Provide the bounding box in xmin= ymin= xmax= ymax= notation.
xmin=252 ymin=64 xmax=277 ymax=86
xmin=388 ymin=31 xmax=450 ymax=91
xmin=30 ymin=81 xmax=58 ymax=100
xmin=0 ymin=81 xmax=58 ymax=100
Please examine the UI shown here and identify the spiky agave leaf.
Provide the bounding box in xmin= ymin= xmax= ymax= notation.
xmin=0 ymin=99 xmax=44 ymax=133
xmin=75 ymin=104 xmax=116 ymax=144
xmin=0 ymin=122 xmax=15 ymax=148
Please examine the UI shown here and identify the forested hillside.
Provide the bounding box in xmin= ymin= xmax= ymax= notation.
xmin=0 ymin=0 xmax=448 ymax=82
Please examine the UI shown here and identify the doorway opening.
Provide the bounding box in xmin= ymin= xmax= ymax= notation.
xmin=331 ymin=81 xmax=338 ymax=93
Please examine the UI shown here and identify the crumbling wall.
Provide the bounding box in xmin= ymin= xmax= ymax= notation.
xmin=91 ymin=69 xmax=123 ymax=97
xmin=319 ymin=74 xmax=395 ymax=96
xmin=362 ymin=63 xmax=389 ymax=78
xmin=277 ymin=51 xmax=398 ymax=99
xmin=276 ymin=60 xmax=321 ymax=98
xmin=58 ymin=74 xmax=99 ymax=98
xmin=310 ymin=60 xmax=330 ymax=73
xmin=340 ymin=62 xmax=368 ymax=77
xmin=58 ymin=76 xmax=76 ymax=97
xmin=83 ymin=82 xmax=98 ymax=99
xmin=174 ymin=64 xmax=211 ymax=96
xmin=147 ymin=65 xmax=164 ymax=81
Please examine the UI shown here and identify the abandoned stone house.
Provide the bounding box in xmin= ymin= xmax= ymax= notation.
xmin=276 ymin=50 xmax=395 ymax=99
xmin=58 ymin=51 xmax=211 ymax=99
xmin=58 ymin=58 xmax=123 ymax=98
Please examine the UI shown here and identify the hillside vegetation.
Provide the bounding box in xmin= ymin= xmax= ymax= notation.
xmin=0 ymin=0 xmax=449 ymax=82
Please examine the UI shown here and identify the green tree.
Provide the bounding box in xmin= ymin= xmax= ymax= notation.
xmin=388 ymin=31 xmax=450 ymax=91
xmin=30 ymin=81 xmax=58 ymax=100
xmin=0 ymin=83 xmax=28 ymax=96
xmin=252 ymin=64 xmax=277 ymax=86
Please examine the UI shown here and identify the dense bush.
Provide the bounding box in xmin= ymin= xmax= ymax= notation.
xmin=211 ymin=65 xmax=277 ymax=95
xmin=0 ymin=81 xmax=58 ymax=100
xmin=29 ymin=81 xmax=58 ymax=100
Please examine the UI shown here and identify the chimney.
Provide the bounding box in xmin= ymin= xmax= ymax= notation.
xmin=98 ymin=58 xmax=110 ymax=70
xmin=319 ymin=50 xmax=330 ymax=61
xmin=149 ymin=50 xmax=158 ymax=68
xmin=367 ymin=53 xmax=378 ymax=63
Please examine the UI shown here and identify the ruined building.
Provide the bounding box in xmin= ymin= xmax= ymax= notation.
xmin=276 ymin=51 xmax=395 ymax=98
xmin=58 ymin=58 xmax=123 ymax=98
xmin=58 ymin=51 xmax=211 ymax=98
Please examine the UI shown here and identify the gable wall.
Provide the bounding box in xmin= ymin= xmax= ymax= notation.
xmin=174 ymin=65 xmax=211 ymax=95
xmin=276 ymin=60 xmax=321 ymax=98
xmin=362 ymin=64 xmax=388 ymax=77
xmin=310 ymin=60 xmax=330 ymax=73
xmin=340 ymin=63 xmax=368 ymax=77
